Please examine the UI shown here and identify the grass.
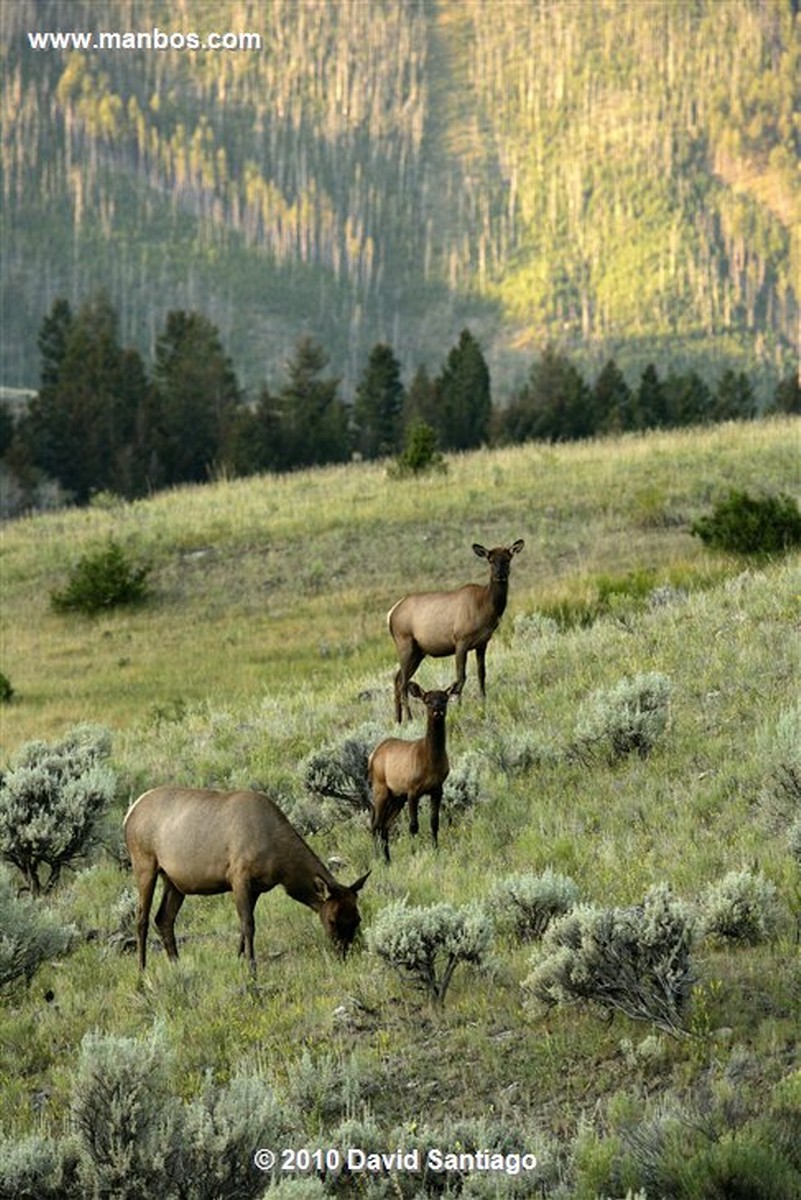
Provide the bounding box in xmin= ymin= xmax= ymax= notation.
xmin=1 ymin=417 xmax=800 ymax=1192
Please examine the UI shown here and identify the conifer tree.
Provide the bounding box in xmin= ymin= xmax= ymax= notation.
xmin=353 ymin=343 xmax=404 ymax=458
xmin=713 ymin=369 xmax=756 ymax=422
xmin=24 ymin=294 xmax=148 ymax=502
xmin=274 ymin=336 xmax=348 ymax=469
xmin=634 ymin=363 xmax=668 ymax=429
xmin=154 ymin=310 xmax=241 ymax=484
xmin=501 ymin=345 xmax=592 ymax=443
xmin=436 ymin=329 xmax=492 ymax=451
xmin=663 ymin=370 xmax=712 ymax=427
xmin=593 ymin=359 xmax=633 ymax=433
xmin=402 ymin=365 xmax=439 ymax=437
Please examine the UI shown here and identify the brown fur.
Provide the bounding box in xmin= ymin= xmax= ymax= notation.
xmin=123 ymin=787 xmax=369 ymax=972
xmin=368 ymin=681 xmax=459 ymax=863
xmin=388 ymin=540 xmax=524 ymax=721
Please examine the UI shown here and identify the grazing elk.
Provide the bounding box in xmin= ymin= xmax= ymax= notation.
xmin=369 ymin=680 xmax=460 ymax=863
xmin=123 ymin=786 xmax=369 ymax=973
xmin=388 ymin=539 xmax=524 ymax=722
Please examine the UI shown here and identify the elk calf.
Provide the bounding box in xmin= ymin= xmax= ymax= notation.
xmin=368 ymin=681 xmax=460 ymax=863
xmin=388 ymin=539 xmax=524 ymax=721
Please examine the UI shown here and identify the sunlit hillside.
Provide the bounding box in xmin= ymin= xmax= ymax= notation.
xmin=1 ymin=0 xmax=797 ymax=397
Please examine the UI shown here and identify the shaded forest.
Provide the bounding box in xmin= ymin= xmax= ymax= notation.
xmin=1 ymin=0 xmax=798 ymax=396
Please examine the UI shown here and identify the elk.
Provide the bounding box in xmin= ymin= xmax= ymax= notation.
xmin=388 ymin=539 xmax=524 ymax=722
xmin=123 ymin=786 xmax=369 ymax=972
xmin=369 ymin=680 xmax=460 ymax=863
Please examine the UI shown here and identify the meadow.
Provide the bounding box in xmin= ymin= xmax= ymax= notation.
xmin=1 ymin=418 xmax=800 ymax=1197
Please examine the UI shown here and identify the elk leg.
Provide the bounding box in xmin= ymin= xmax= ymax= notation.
xmin=430 ymin=787 xmax=443 ymax=850
xmin=408 ymin=792 xmax=421 ymax=837
xmin=154 ymin=881 xmax=185 ymax=962
xmin=132 ymin=861 xmax=158 ymax=971
xmin=454 ymin=642 xmax=469 ymax=700
xmin=475 ymin=643 xmax=487 ymax=697
xmin=232 ymin=879 xmax=257 ymax=972
xmin=396 ymin=642 xmax=424 ymax=723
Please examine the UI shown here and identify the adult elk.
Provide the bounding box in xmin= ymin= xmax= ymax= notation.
xmin=124 ymin=787 xmax=369 ymax=972
xmin=388 ymin=539 xmax=524 ymax=722
xmin=369 ymin=680 xmax=460 ymax=863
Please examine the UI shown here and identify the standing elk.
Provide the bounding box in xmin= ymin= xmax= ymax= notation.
xmin=387 ymin=539 xmax=524 ymax=722
xmin=123 ymin=786 xmax=369 ymax=972
xmin=368 ymin=680 xmax=460 ymax=863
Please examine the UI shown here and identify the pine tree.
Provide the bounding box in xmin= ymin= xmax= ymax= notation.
xmin=154 ymin=311 xmax=241 ymax=484
xmin=713 ymin=369 xmax=756 ymax=422
xmin=436 ymin=329 xmax=492 ymax=451
xmin=663 ymin=370 xmax=712 ymax=427
xmin=353 ymin=343 xmax=405 ymax=459
xmin=501 ymin=345 xmax=592 ymax=443
xmin=402 ymin=365 xmax=439 ymax=437
xmin=275 ymin=336 xmax=348 ymax=469
xmin=24 ymin=294 xmax=147 ymax=502
xmin=770 ymin=372 xmax=801 ymax=415
xmin=634 ymin=363 xmax=668 ymax=429
xmin=593 ymin=359 xmax=634 ymax=433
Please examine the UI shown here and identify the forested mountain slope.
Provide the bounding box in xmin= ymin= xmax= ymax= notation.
xmin=1 ymin=0 xmax=797 ymax=394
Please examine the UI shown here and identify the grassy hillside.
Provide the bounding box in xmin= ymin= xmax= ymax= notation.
xmin=1 ymin=420 xmax=800 ymax=1194
xmin=1 ymin=0 xmax=797 ymax=397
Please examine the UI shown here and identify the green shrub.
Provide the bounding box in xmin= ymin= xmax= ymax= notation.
xmin=691 ymin=489 xmax=801 ymax=557
xmin=700 ymin=869 xmax=781 ymax=945
xmin=368 ymin=900 xmax=492 ymax=1006
xmin=0 ymin=672 xmax=13 ymax=704
xmin=0 ymin=725 xmax=115 ymax=895
xmin=574 ymin=672 xmax=672 ymax=763
xmin=51 ymin=538 xmax=151 ymax=614
xmin=523 ymin=884 xmax=697 ymax=1035
xmin=0 ymin=868 xmax=74 ymax=990
xmin=488 ymin=870 xmax=579 ymax=941
xmin=387 ymin=421 xmax=447 ymax=479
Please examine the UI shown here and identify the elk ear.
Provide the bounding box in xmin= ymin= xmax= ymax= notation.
xmin=407 ymin=681 xmax=424 ymax=700
xmin=472 ymin=543 xmax=488 ymax=559
xmin=349 ymin=870 xmax=371 ymax=893
xmin=313 ymin=875 xmax=330 ymax=901
xmin=447 ymin=681 xmax=462 ymax=699
xmin=510 ymin=538 xmax=525 ymax=555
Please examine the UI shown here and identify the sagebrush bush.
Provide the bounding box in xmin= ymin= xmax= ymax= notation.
xmin=0 ymin=725 xmax=115 ymax=895
xmin=51 ymin=538 xmax=151 ymax=614
xmin=442 ymin=750 xmax=485 ymax=822
xmin=303 ymin=724 xmax=385 ymax=816
xmin=487 ymin=870 xmax=579 ymax=941
xmin=691 ymin=488 xmax=801 ymax=557
xmin=368 ymin=900 xmax=492 ymax=1005
xmin=523 ymin=884 xmax=697 ymax=1035
xmin=0 ymin=1133 xmax=81 ymax=1200
xmin=574 ymin=672 xmax=672 ymax=762
xmin=280 ymin=1048 xmax=367 ymax=1131
xmin=700 ymin=868 xmax=781 ymax=945
xmin=0 ymin=868 xmax=74 ymax=989
xmin=70 ymin=1025 xmax=295 ymax=1200
xmin=71 ymin=1026 xmax=184 ymax=1200
xmin=758 ymin=702 xmax=801 ymax=833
